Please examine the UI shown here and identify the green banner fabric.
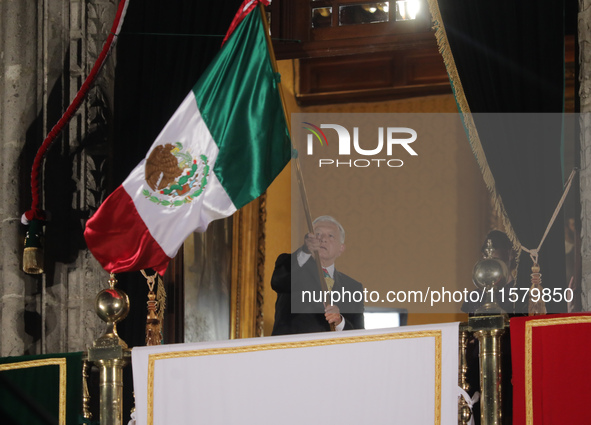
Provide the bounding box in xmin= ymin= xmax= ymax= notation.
xmin=193 ymin=10 xmax=291 ymax=210
xmin=429 ymin=0 xmax=567 ymax=313
xmin=0 ymin=352 xmax=83 ymax=425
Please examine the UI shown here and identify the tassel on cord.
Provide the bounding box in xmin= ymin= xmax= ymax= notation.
xmin=22 ymin=216 xmax=45 ymax=274
xmin=528 ymin=264 xmax=547 ymax=315
xmin=521 ymin=170 xmax=577 ymax=315
xmin=142 ymin=270 xmax=166 ymax=345
xmin=156 ymin=275 xmax=167 ymax=330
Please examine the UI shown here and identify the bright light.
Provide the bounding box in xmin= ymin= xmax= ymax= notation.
xmin=396 ymin=0 xmax=420 ymax=21
xmin=363 ymin=312 xmax=401 ymax=329
xmin=407 ymin=0 xmax=420 ymax=19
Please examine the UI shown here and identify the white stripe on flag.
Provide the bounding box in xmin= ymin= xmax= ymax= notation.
xmin=122 ymin=92 xmax=236 ymax=258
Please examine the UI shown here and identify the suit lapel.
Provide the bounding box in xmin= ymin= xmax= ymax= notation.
xmin=333 ymin=270 xmax=343 ymax=291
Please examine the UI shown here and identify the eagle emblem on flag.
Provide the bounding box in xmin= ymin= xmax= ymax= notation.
xmin=143 ymin=142 xmax=210 ymax=207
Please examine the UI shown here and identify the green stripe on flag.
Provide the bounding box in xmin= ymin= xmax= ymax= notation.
xmin=192 ymin=10 xmax=291 ymax=209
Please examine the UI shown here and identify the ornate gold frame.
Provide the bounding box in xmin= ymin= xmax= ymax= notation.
xmin=165 ymin=195 xmax=265 ymax=342
xmin=230 ymin=195 xmax=266 ymax=339
xmin=165 ymin=195 xmax=265 ymax=343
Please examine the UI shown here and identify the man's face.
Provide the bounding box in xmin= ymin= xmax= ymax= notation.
xmin=313 ymin=221 xmax=345 ymax=265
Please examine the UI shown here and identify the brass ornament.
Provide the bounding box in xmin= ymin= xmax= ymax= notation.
xmin=82 ymin=359 xmax=92 ymax=420
xmin=459 ymin=401 xmax=472 ymax=424
xmin=88 ymin=273 xmax=131 ymax=425
xmin=472 ymin=240 xmax=509 ymax=290
xmin=472 ymin=239 xmax=509 ymax=315
xmin=94 ymin=273 xmax=130 ymax=347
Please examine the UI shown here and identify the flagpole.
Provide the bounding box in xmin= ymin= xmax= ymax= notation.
xmin=259 ymin=4 xmax=336 ymax=331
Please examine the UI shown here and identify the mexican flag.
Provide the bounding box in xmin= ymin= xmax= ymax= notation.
xmin=84 ymin=7 xmax=291 ymax=276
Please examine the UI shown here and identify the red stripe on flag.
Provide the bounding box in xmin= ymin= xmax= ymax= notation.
xmin=84 ymin=186 xmax=171 ymax=276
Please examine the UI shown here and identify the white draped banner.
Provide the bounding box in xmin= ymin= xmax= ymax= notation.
xmin=132 ymin=323 xmax=459 ymax=425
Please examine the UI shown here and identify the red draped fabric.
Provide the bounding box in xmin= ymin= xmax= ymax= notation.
xmin=511 ymin=313 xmax=591 ymax=425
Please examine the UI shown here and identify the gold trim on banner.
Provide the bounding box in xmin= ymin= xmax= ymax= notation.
xmin=425 ymin=0 xmax=520 ymax=253
xmin=0 ymin=358 xmax=67 ymax=425
xmin=146 ymin=331 xmax=442 ymax=425
xmin=524 ymin=316 xmax=591 ymax=425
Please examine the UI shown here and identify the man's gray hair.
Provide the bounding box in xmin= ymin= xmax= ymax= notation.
xmin=313 ymin=215 xmax=345 ymax=243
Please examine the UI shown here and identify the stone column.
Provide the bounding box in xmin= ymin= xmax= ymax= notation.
xmin=41 ymin=0 xmax=118 ymax=354
xmin=0 ymin=0 xmax=39 ymax=356
xmin=580 ymin=0 xmax=591 ymax=310
xmin=0 ymin=0 xmax=118 ymax=356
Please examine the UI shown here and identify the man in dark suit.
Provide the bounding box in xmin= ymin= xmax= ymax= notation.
xmin=271 ymin=216 xmax=365 ymax=335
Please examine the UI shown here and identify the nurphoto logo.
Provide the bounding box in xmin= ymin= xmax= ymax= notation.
xmin=303 ymin=122 xmax=418 ymax=168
